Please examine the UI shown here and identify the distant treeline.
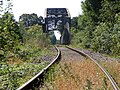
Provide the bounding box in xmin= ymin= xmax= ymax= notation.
xmin=19 ymin=13 xmax=43 ymax=27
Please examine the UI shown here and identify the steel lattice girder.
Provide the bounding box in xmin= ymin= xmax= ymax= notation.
xmin=43 ymin=8 xmax=71 ymax=33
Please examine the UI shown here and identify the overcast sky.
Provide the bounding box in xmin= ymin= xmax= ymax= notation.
xmin=12 ymin=0 xmax=84 ymax=20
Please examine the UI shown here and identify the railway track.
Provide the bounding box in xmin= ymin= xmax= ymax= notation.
xmin=66 ymin=46 xmax=119 ymax=90
xmin=17 ymin=46 xmax=61 ymax=90
xmin=17 ymin=46 xmax=119 ymax=90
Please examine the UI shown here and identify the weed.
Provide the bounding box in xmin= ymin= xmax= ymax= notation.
xmin=85 ymin=79 xmax=93 ymax=90
xmin=41 ymin=59 xmax=114 ymax=90
xmin=102 ymin=77 xmax=108 ymax=90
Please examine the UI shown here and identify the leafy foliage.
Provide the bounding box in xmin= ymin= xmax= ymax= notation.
xmin=72 ymin=0 xmax=120 ymax=57
xmin=0 ymin=23 xmax=53 ymax=89
xmin=71 ymin=17 xmax=78 ymax=29
xmin=92 ymin=0 xmax=120 ymax=55
xmin=0 ymin=1 xmax=54 ymax=90
xmin=17 ymin=25 xmax=51 ymax=61
xmin=19 ymin=13 xmax=43 ymax=27
xmin=0 ymin=1 xmax=22 ymax=60
xmin=0 ymin=61 xmax=48 ymax=90
xmin=92 ymin=23 xmax=113 ymax=54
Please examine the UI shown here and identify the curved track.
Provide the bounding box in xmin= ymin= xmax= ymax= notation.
xmin=66 ymin=46 xmax=119 ymax=90
xmin=17 ymin=46 xmax=61 ymax=90
xmin=17 ymin=46 xmax=119 ymax=90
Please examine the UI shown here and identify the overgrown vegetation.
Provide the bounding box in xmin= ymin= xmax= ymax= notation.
xmin=0 ymin=1 xmax=22 ymax=61
xmin=70 ymin=1 xmax=120 ymax=89
xmin=41 ymin=60 xmax=113 ymax=90
xmin=0 ymin=61 xmax=49 ymax=90
xmin=71 ymin=0 xmax=120 ymax=57
xmin=98 ymin=60 xmax=120 ymax=88
xmin=0 ymin=0 xmax=55 ymax=89
xmin=1 ymin=0 xmax=120 ymax=89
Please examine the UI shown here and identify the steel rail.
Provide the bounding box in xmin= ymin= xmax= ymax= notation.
xmin=66 ymin=46 xmax=119 ymax=90
xmin=17 ymin=46 xmax=61 ymax=90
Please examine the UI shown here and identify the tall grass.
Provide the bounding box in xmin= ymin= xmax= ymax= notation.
xmin=41 ymin=59 xmax=113 ymax=90
xmin=98 ymin=60 xmax=120 ymax=88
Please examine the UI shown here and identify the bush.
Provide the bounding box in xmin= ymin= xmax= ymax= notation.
xmin=0 ymin=13 xmax=22 ymax=61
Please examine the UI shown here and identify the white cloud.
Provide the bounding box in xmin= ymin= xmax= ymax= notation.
xmin=12 ymin=0 xmax=83 ymax=20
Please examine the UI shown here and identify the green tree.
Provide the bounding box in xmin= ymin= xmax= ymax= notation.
xmin=0 ymin=0 xmax=22 ymax=60
xmin=19 ymin=13 xmax=43 ymax=27
xmin=92 ymin=0 xmax=120 ymax=55
xmin=25 ymin=25 xmax=50 ymax=48
xmin=71 ymin=17 xmax=78 ymax=29
xmin=74 ymin=0 xmax=120 ymax=56
xmin=76 ymin=0 xmax=97 ymax=48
